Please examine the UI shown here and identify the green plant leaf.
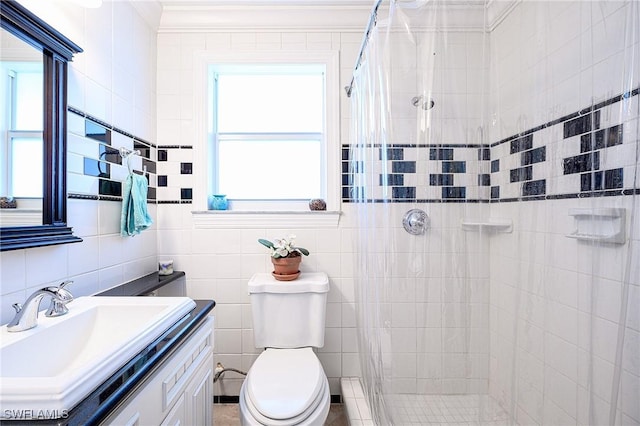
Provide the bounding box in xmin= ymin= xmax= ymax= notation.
xmin=296 ymin=247 xmax=310 ymax=256
xmin=258 ymin=238 xmax=274 ymax=249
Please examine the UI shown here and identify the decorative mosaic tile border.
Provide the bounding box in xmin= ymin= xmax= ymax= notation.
xmin=343 ymin=87 xmax=640 ymax=203
xmin=67 ymin=108 xmax=157 ymax=203
xmin=155 ymin=145 xmax=194 ymax=204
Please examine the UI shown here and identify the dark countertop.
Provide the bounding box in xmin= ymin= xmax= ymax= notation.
xmin=96 ymin=270 xmax=186 ymax=296
xmin=1 ymin=272 xmax=215 ymax=426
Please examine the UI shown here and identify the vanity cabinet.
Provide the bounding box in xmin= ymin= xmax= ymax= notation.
xmin=101 ymin=317 xmax=214 ymax=426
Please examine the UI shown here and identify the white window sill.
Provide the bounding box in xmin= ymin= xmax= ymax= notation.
xmin=192 ymin=210 xmax=341 ymax=229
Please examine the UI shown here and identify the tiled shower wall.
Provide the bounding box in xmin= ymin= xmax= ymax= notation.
xmin=0 ymin=1 xmax=158 ymax=324
xmin=487 ymin=2 xmax=640 ymax=425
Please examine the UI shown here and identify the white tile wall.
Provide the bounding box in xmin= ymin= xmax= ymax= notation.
xmin=0 ymin=3 xmax=637 ymax=422
xmin=488 ymin=1 xmax=640 ymax=423
xmin=0 ymin=1 xmax=158 ymax=324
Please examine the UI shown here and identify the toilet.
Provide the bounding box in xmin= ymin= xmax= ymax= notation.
xmin=239 ymin=272 xmax=331 ymax=426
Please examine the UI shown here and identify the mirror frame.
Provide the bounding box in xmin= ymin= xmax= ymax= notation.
xmin=0 ymin=0 xmax=83 ymax=251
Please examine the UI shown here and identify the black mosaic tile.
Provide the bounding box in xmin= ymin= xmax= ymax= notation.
xmin=180 ymin=162 xmax=193 ymax=174
xmin=180 ymin=188 xmax=193 ymax=200
xmin=99 ymin=179 xmax=122 ymax=197
xmin=604 ymin=168 xmax=623 ymax=189
xmin=522 ymin=179 xmax=546 ymax=196
xmin=392 ymin=187 xmax=415 ymax=199
xmin=134 ymin=141 xmax=151 ymax=159
xmin=343 ymin=161 xmax=363 ymax=173
xmin=392 ymin=161 xmax=416 ymax=173
xmin=491 ymin=159 xmax=500 ymax=173
xmin=100 ymin=145 xmax=121 ymax=165
xmin=563 ymin=111 xmax=600 ymax=138
xmin=85 ymin=120 xmax=111 ymax=144
xmin=510 ymin=166 xmax=532 ymax=182
xmin=142 ymin=159 xmax=156 ymax=174
xmin=158 ymin=149 xmax=168 ymax=162
xmin=430 ymin=148 xmax=454 ymax=160
xmin=83 ymin=158 xmax=110 ymax=178
xmin=510 ymin=135 xmax=533 ymax=154
xmin=147 ymin=187 xmax=156 ymax=200
xmin=491 ymin=186 xmax=500 ymax=199
xmin=341 ymin=174 xmax=351 ymax=185
xmin=580 ymin=134 xmax=593 ymax=152
xmin=442 ymin=161 xmax=466 ymax=173
xmin=342 ymin=186 xmax=366 ymax=200
xmin=478 ymin=148 xmax=491 ymax=161
xmin=593 ymin=171 xmax=604 ymax=190
xmin=442 ymin=187 xmax=466 ymax=199
xmin=381 ymin=148 xmax=403 ymax=160
xmin=430 ymin=174 xmax=454 ymax=186
xmin=563 ymin=152 xmax=599 ymax=175
xmin=342 ymin=187 xmax=351 ymax=199
xmin=594 ymin=124 xmax=623 ymax=149
xmin=380 ymin=174 xmax=404 ymax=186
xmin=581 ymin=172 xmax=606 ymax=192
xmin=521 ymin=147 xmax=546 ymax=165
xmin=342 ymin=148 xmax=350 ymax=161
xmin=478 ymin=174 xmax=491 ymax=186
xmin=158 ymin=175 xmax=168 ymax=187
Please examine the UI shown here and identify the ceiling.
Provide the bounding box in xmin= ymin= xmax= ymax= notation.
xmin=158 ymin=0 xmax=489 ymax=7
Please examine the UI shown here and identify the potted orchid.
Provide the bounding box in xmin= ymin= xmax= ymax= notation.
xmin=258 ymin=235 xmax=309 ymax=281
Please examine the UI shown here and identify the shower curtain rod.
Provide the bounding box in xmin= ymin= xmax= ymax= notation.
xmin=344 ymin=0 xmax=385 ymax=98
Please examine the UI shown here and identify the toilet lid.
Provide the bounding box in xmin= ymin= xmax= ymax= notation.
xmin=246 ymin=348 xmax=325 ymax=420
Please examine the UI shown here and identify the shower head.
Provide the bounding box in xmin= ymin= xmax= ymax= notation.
xmin=411 ymin=96 xmax=435 ymax=110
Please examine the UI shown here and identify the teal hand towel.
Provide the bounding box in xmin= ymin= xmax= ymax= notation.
xmin=121 ymin=173 xmax=153 ymax=237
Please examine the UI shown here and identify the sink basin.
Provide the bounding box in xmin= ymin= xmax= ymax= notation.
xmin=0 ymin=296 xmax=196 ymax=417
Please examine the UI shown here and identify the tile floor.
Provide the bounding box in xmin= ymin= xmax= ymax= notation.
xmin=213 ymin=403 xmax=349 ymax=425
xmin=341 ymin=377 xmax=511 ymax=425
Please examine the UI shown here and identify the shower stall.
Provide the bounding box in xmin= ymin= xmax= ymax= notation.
xmin=345 ymin=0 xmax=639 ymax=424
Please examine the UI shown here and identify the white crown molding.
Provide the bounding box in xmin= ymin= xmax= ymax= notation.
xmin=486 ymin=0 xmax=519 ymax=31
xmin=158 ymin=1 xmax=516 ymax=33
xmin=131 ymin=1 xmax=163 ymax=31
xmin=159 ymin=4 xmax=375 ymax=32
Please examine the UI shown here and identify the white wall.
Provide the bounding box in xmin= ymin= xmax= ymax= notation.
xmin=155 ymin=29 xmax=365 ymax=396
xmin=154 ymin=14 xmax=494 ymax=395
xmin=0 ymin=1 xmax=159 ymax=324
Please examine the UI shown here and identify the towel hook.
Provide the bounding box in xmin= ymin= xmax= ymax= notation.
xmin=119 ymin=147 xmax=143 ymax=175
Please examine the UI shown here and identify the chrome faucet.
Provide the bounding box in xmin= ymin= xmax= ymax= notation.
xmin=7 ymin=281 xmax=74 ymax=332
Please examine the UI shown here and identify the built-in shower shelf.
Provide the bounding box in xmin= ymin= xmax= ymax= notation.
xmin=566 ymin=208 xmax=626 ymax=244
xmin=461 ymin=219 xmax=512 ymax=233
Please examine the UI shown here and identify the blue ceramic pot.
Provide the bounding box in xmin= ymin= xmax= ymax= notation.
xmin=209 ymin=194 xmax=228 ymax=210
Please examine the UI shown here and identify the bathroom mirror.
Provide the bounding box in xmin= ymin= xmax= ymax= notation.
xmin=0 ymin=0 xmax=83 ymax=251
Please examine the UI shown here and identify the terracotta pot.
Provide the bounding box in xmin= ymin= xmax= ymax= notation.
xmin=271 ymin=256 xmax=302 ymax=280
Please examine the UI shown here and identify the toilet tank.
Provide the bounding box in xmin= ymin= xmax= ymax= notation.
xmin=248 ymin=272 xmax=329 ymax=349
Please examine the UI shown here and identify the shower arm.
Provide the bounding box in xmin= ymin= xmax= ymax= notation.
xmin=344 ymin=0 xmax=385 ymax=98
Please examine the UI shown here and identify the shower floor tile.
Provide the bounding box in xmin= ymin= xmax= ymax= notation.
xmin=341 ymin=378 xmax=510 ymax=425
xmin=387 ymin=394 xmax=510 ymax=425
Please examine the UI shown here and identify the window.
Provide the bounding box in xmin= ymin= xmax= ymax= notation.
xmin=1 ymin=61 xmax=43 ymax=198
xmin=214 ymin=68 xmax=325 ymax=202
xmin=208 ymin=53 xmax=339 ymax=211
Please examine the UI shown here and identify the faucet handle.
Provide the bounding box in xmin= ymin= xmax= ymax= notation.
xmin=45 ymin=280 xmax=74 ymax=317
xmin=12 ymin=303 xmax=23 ymax=313
xmin=56 ymin=280 xmax=74 ymax=301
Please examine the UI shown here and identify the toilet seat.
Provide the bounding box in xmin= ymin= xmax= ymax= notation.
xmin=240 ymin=348 xmax=329 ymax=425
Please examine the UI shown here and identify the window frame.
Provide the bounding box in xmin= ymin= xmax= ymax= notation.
xmin=192 ymin=50 xmax=340 ymax=225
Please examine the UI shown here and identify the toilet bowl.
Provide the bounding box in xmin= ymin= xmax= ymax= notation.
xmin=239 ymin=348 xmax=330 ymax=426
xmin=240 ymin=272 xmax=331 ymax=426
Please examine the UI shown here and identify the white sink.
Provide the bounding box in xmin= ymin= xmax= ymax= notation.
xmin=0 ymin=296 xmax=196 ymax=417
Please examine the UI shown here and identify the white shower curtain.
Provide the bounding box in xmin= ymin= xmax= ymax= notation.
xmin=348 ymin=1 xmax=640 ymax=425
